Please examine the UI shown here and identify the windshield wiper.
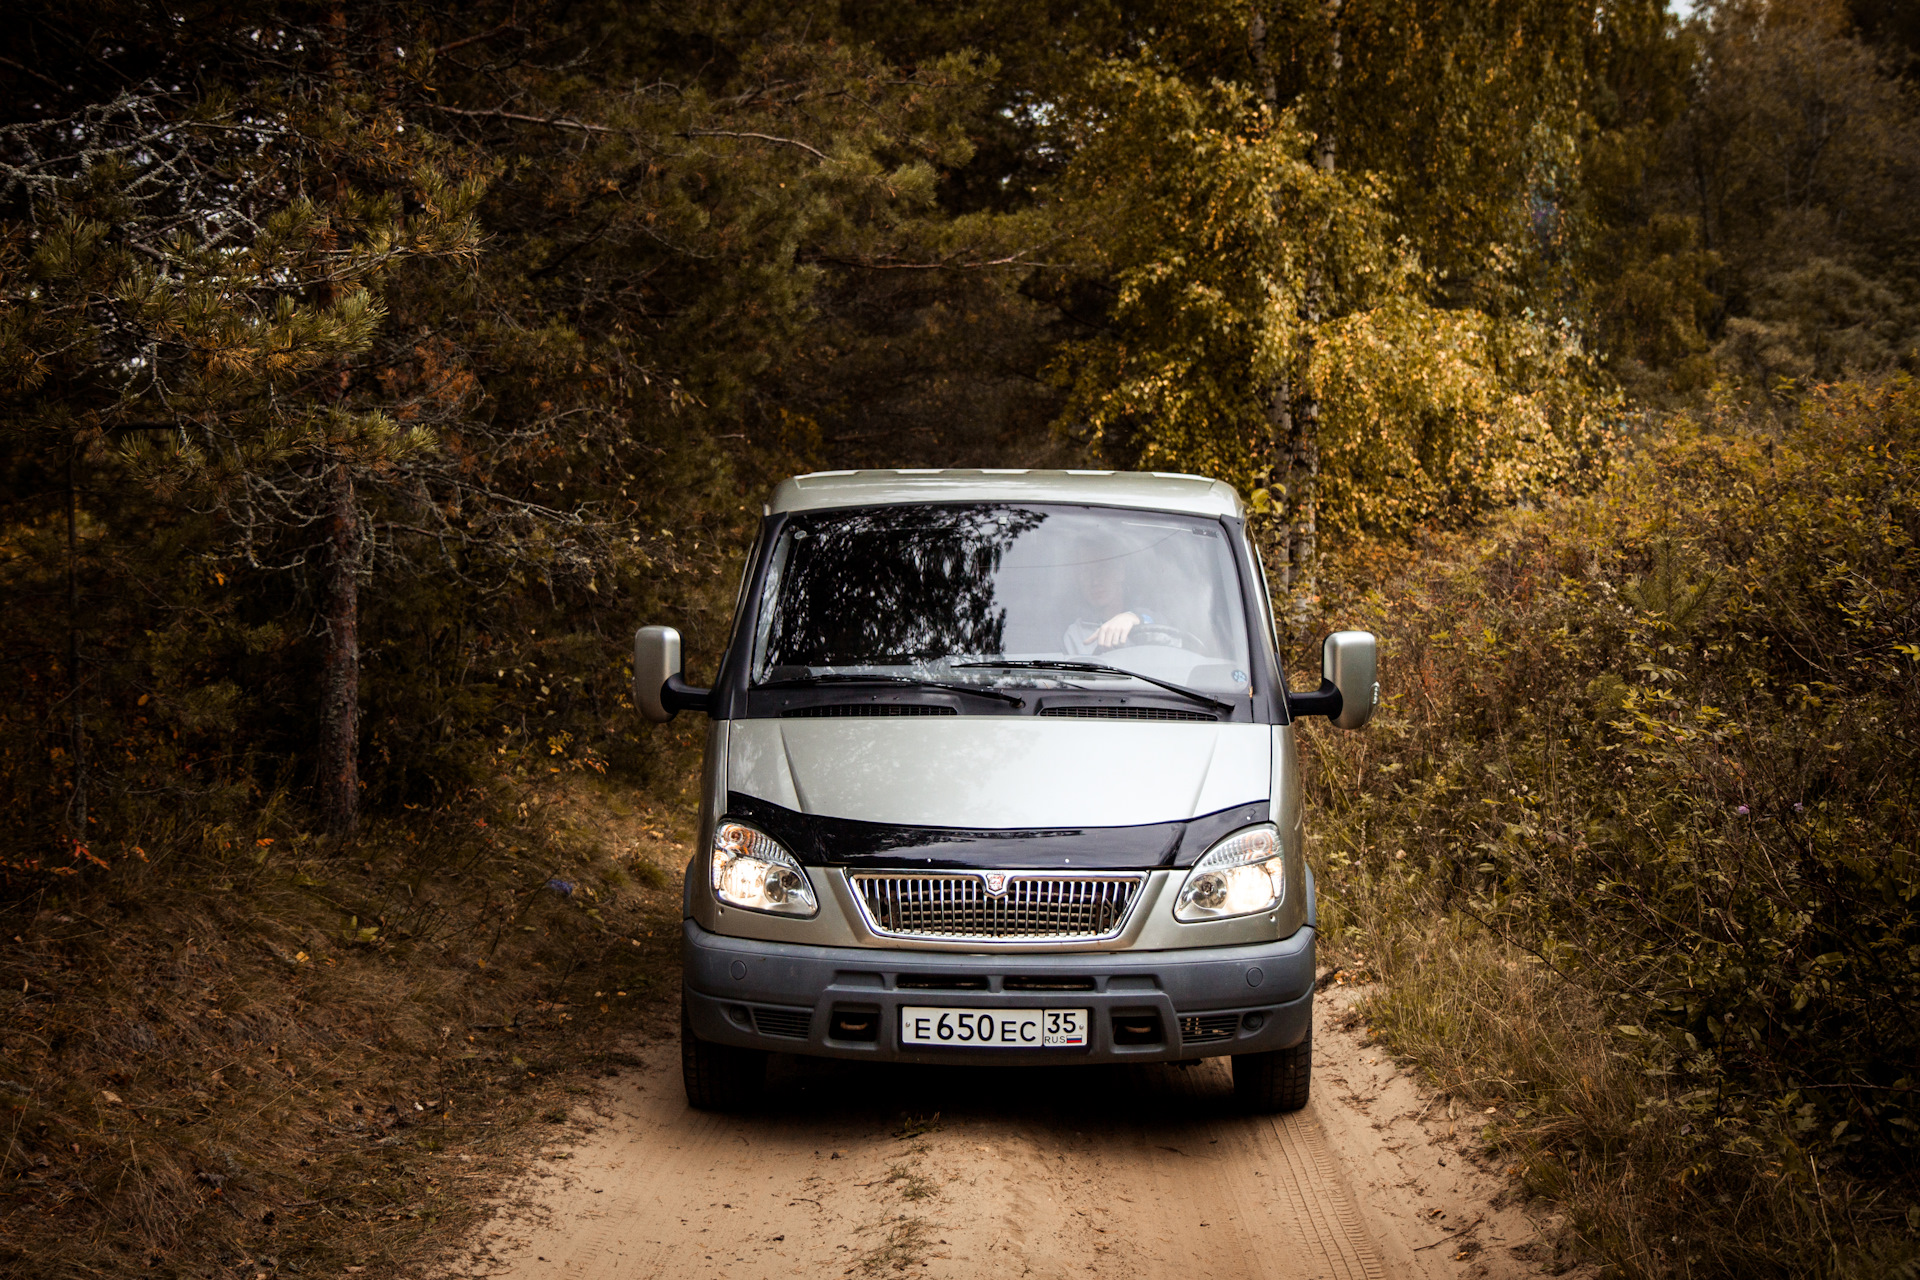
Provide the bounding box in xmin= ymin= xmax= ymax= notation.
xmin=952 ymin=660 xmax=1237 ymax=715
xmin=758 ymin=673 xmax=1026 ymax=707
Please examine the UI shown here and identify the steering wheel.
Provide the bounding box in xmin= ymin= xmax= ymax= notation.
xmin=1120 ymin=622 xmax=1210 ymax=652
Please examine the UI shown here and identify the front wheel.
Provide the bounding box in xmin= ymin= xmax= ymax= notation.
xmin=1232 ymin=1028 xmax=1312 ymax=1113
xmin=681 ymin=1000 xmax=767 ymax=1110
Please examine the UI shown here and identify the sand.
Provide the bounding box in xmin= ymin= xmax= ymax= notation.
xmin=450 ymin=981 xmax=1575 ymax=1279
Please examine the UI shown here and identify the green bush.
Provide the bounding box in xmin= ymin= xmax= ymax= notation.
xmin=1308 ymin=378 xmax=1920 ymax=1277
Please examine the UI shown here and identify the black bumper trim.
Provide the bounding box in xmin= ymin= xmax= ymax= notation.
xmin=682 ymin=918 xmax=1314 ymax=1065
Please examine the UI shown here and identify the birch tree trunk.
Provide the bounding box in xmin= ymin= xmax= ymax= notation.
xmin=1249 ymin=1 xmax=1340 ymax=618
xmin=1249 ymin=6 xmax=1293 ymax=593
xmin=1285 ymin=0 xmax=1341 ymax=627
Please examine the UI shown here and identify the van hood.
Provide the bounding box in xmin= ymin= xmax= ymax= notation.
xmin=726 ymin=717 xmax=1271 ymax=830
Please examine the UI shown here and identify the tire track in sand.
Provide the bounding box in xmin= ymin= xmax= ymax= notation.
xmin=463 ymin=1040 xmax=1382 ymax=1280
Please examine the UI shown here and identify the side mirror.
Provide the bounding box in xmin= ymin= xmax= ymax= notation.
xmin=633 ymin=625 xmax=712 ymax=722
xmin=1286 ymin=630 xmax=1378 ymax=730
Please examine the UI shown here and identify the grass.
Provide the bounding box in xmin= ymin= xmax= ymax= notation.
xmin=0 ymin=769 xmax=692 ymax=1278
xmin=1320 ymin=890 xmax=1920 ymax=1279
xmin=856 ymin=1213 xmax=937 ymax=1275
xmin=1319 ymin=905 xmax=1657 ymax=1274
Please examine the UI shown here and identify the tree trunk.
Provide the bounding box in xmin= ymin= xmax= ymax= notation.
xmin=1250 ymin=7 xmax=1294 ymax=593
xmin=316 ymin=5 xmax=360 ymax=835
xmin=66 ymin=444 xmax=86 ymax=841
xmin=1283 ymin=375 xmax=1321 ymax=621
xmin=1248 ymin=1 xmax=1340 ymax=621
xmin=1248 ymin=7 xmax=1277 ymax=112
xmin=319 ymin=461 xmax=361 ymax=835
xmin=1263 ymin=376 xmax=1296 ymax=592
xmin=1284 ymin=0 xmax=1342 ymax=628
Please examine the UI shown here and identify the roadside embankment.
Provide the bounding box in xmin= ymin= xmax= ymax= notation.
xmin=0 ymin=775 xmax=688 ymax=1279
xmin=1302 ymin=380 xmax=1920 ymax=1278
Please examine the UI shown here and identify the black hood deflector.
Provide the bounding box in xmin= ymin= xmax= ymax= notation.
xmin=725 ymin=791 xmax=1269 ymax=870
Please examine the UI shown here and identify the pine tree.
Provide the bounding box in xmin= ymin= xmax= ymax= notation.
xmin=4 ymin=12 xmax=493 ymax=837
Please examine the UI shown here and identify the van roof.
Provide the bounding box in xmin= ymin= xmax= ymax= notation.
xmin=767 ymin=469 xmax=1245 ymax=519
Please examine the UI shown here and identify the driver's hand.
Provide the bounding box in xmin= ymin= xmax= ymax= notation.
xmin=1090 ymin=611 xmax=1141 ymax=649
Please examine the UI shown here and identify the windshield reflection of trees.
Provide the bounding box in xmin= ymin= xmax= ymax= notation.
xmin=764 ymin=506 xmax=1047 ymax=670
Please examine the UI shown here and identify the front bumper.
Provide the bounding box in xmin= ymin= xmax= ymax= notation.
xmin=682 ymin=918 xmax=1315 ymax=1065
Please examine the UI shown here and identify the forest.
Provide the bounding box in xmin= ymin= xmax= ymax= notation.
xmin=2 ymin=0 xmax=1917 ymax=1276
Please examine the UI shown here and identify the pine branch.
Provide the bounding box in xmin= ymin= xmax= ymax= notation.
xmin=432 ymin=22 xmax=527 ymax=56
xmin=426 ymin=104 xmax=615 ymax=135
xmin=678 ymin=129 xmax=829 ymax=161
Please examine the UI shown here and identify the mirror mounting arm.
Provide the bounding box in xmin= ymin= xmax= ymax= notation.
xmin=1286 ymin=678 xmax=1343 ymax=720
xmin=663 ymin=673 xmax=712 ymax=716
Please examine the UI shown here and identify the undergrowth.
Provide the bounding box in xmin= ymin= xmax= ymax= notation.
xmin=1304 ymin=378 xmax=1920 ymax=1279
xmin=0 ymin=770 xmax=692 ymax=1279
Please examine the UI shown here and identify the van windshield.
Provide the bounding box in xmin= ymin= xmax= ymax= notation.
xmin=751 ymin=504 xmax=1254 ymax=696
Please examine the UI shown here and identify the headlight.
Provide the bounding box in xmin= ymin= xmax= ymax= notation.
xmin=710 ymin=822 xmax=818 ymax=917
xmin=1174 ymin=824 xmax=1285 ymax=922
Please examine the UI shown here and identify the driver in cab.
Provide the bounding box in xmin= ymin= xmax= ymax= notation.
xmin=1063 ymin=548 xmax=1159 ymax=654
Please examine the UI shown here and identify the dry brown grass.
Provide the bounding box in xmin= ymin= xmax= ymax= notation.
xmin=856 ymin=1212 xmax=937 ymax=1274
xmin=0 ymin=770 xmax=692 ymax=1279
xmin=1320 ymin=896 xmax=1920 ymax=1280
xmin=1321 ymin=906 xmax=1664 ymax=1273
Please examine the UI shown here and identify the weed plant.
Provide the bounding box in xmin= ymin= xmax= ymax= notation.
xmin=1304 ymin=379 xmax=1920 ymax=1278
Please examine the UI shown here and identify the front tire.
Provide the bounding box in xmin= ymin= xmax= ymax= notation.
xmin=1232 ymin=1027 xmax=1312 ymax=1113
xmin=681 ymin=1000 xmax=767 ymax=1110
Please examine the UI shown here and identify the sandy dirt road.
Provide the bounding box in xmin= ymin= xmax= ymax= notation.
xmin=455 ymin=988 xmax=1561 ymax=1280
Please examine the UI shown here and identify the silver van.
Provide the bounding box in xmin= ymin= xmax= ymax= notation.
xmin=634 ymin=470 xmax=1376 ymax=1112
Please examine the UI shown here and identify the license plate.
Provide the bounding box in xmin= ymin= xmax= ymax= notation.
xmin=900 ymin=1006 xmax=1089 ymax=1048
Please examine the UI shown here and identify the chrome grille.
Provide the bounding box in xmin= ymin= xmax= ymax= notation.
xmin=852 ymin=872 xmax=1143 ymax=942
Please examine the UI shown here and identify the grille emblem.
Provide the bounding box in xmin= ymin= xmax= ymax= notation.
xmin=982 ymin=872 xmax=1009 ymax=896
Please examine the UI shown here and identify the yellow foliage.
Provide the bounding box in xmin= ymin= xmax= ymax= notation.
xmin=1053 ymin=59 xmax=1608 ymax=543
